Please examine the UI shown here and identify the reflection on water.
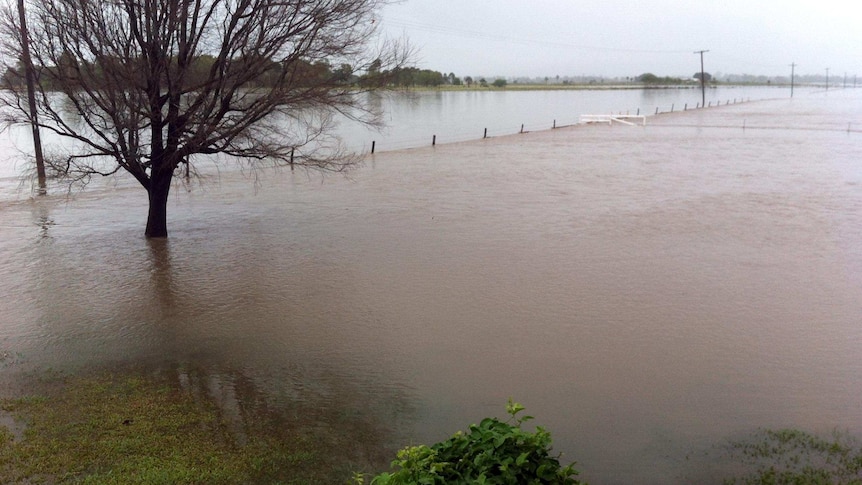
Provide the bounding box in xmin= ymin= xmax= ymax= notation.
xmin=165 ymin=362 xmax=407 ymax=478
xmin=147 ymin=238 xmax=177 ymax=313
xmin=1 ymin=90 xmax=862 ymax=483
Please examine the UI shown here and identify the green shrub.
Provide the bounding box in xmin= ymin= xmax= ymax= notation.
xmin=366 ymin=399 xmax=580 ymax=484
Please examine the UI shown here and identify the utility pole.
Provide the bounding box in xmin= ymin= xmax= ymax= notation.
xmin=694 ymin=50 xmax=709 ymax=107
xmin=789 ymin=62 xmax=796 ymax=98
xmin=17 ymin=0 xmax=46 ymax=193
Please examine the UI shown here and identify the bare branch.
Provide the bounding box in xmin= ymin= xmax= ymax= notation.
xmin=0 ymin=0 xmax=411 ymax=236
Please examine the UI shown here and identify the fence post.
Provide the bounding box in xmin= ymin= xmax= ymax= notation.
xmin=432 ymin=135 xmax=436 ymax=146
xmin=290 ymin=147 xmax=294 ymax=170
xmin=684 ymin=103 xmax=687 ymax=111
xmin=520 ymin=124 xmax=524 ymax=133
xmin=655 ymin=107 xmax=659 ymax=115
xmin=483 ymin=128 xmax=487 ymax=139
xmin=553 ymin=119 xmax=556 ymax=129
xmin=371 ymin=141 xmax=375 ymax=154
xmin=671 ymin=103 xmax=674 ymax=112
xmin=637 ymin=108 xmax=640 ymax=115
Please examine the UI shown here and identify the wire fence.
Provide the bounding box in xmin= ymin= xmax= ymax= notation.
xmin=360 ymin=92 xmax=862 ymax=154
xmin=363 ymin=96 xmax=763 ymax=154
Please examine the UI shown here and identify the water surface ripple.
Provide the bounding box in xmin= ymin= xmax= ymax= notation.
xmin=1 ymin=89 xmax=861 ymax=484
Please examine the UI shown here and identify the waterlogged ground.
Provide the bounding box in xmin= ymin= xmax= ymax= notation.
xmin=1 ymin=89 xmax=861 ymax=483
xmin=0 ymin=367 xmax=382 ymax=484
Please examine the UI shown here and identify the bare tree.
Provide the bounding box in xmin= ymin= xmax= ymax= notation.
xmin=0 ymin=0 xmax=408 ymax=237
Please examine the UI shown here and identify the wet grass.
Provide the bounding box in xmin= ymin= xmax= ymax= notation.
xmin=0 ymin=370 xmax=363 ymax=484
xmin=723 ymin=428 xmax=862 ymax=484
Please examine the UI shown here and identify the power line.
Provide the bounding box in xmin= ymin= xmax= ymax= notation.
xmin=694 ymin=50 xmax=709 ymax=107
xmin=383 ymin=17 xmax=693 ymax=55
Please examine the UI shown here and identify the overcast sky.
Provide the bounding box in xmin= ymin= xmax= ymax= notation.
xmin=378 ymin=0 xmax=860 ymax=80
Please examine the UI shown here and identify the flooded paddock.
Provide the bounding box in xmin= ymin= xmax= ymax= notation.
xmin=1 ymin=89 xmax=861 ymax=483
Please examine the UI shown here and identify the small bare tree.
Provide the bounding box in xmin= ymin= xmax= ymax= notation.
xmin=0 ymin=0 xmax=408 ymax=237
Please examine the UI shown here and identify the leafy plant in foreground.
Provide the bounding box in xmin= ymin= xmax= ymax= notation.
xmin=365 ymin=399 xmax=580 ymax=484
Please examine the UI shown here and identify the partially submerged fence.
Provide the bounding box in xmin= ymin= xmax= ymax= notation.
xmin=366 ymin=96 xmax=759 ymax=154
xmin=579 ymin=114 xmax=647 ymax=126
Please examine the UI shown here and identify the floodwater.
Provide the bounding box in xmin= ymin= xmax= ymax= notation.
xmin=339 ymin=85 xmax=783 ymax=152
xmin=1 ymin=88 xmax=861 ymax=483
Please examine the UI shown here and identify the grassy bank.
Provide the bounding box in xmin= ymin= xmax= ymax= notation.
xmin=0 ymin=369 xmax=382 ymax=484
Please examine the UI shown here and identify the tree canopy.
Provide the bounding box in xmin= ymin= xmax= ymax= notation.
xmin=636 ymin=73 xmax=686 ymax=85
xmin=0 ymin=0 xmax=409 ymax=237
xmin=693 ymin=72 xmax=713 ymax=82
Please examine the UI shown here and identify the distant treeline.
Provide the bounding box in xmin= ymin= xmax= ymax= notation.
xmin=2 ymin=55 xmax=357 ymax=90
xmin=1 ymin=55 xmax=464 ymax=91
xmin=7 ymin=55 xmax=836 ymax=92
xmin=636 ymin=73 xmax=696 ymax=85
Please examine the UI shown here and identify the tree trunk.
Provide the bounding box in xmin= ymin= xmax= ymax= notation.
xmin=144 ymin=170 xmax=172 ymax=238
xmin=18 ymin=0 xmax=46 ymax=192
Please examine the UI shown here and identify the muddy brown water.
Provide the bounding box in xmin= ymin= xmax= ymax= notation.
xmin=1 ymin=91 xmax=861 ymax=483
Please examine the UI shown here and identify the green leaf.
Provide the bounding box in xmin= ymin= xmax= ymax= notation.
xmin=369 ymin=472 xmax=391 ymax=484
xmin=537 ymin=463 xmax=554 ymax=480
xmin=493 ymin=435 xmax=507 ymax=449
xmin=506 ymin=398 xmax=525 ymax=417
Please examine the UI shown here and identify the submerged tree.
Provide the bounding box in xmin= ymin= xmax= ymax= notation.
xmin=0 ymin=0 xmax=408 ymax=237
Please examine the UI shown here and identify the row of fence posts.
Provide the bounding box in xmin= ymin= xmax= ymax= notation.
xmin=655 ymin=97 xmax=751 ymax=115
xmin=370 ymin=121 xmax=559 ymax=154
xmin=367 ymin=97 xmax=754 ymax=154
